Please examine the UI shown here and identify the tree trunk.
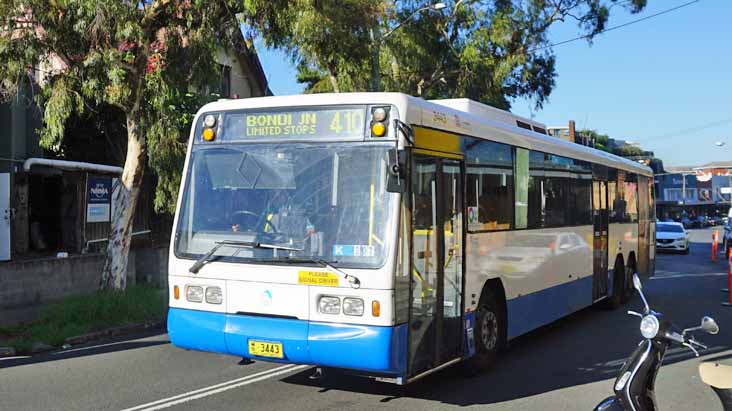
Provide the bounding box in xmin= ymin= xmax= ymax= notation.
xmin=328 ymin=73 xmax=340 ymax=93
xmin=99 ymin=112 xmax=146 ymax=290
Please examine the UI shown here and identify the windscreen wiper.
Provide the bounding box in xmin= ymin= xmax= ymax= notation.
xmin=279 ymin=257 xmax=361 ymax=289
xmin=189 ymin=240 xmax=303 ymax=274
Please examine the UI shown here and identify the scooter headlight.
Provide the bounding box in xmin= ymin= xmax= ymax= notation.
xmin=640 ymin=315 xmax=660 ymax=339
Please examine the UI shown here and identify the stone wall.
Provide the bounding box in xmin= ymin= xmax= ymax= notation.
xmin=134 ymin=246 xmax=169 ymax=289
xmin=0 ymin=252 xmax=136 ymax=310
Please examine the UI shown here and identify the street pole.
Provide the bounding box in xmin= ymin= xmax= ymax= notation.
xmin=369 ymin=2 xmax=446 ymax=92
xmin=370 ymin=25 xmax=381 ymax=92
xmin=682 ymin=173 xmax=686 ymax=205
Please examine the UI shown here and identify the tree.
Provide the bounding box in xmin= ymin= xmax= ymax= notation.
xmin=0 ymin=1 xmax=242 ymax=290
xmin=244 ymin=0 xmax=647 ymax=109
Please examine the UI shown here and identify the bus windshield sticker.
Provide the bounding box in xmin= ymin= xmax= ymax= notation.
xmin=297 ymin=271 xmax=340 ymax=287
xmin=333 ymin=245 xmax=376 ymax=257
xmin=221 ymin=107 xmax=367 ymax=141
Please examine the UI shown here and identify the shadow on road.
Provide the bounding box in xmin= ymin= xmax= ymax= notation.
xmin=282 ymin=238 xmax=732 ymax=407
xmin=0 ymin=329 xmax=168 ymax=369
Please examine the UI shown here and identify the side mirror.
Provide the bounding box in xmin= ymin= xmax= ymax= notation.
xmin=386 ymin=149 xmax=407 ymax=193
xmin=701 ymin=316 xmax=720 ymax=335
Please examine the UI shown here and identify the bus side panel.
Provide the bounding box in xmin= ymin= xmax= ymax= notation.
xmin=608 ymin=222 xmax=639 ymax=270
xmin=465 ymin=226 xmax=594 ymax=340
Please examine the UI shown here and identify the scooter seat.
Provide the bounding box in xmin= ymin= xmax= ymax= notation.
xmin=699 ymin=362 xmax=732 ymax=389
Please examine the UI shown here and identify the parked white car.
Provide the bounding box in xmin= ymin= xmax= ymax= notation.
xmin=656 ymin=222 xmax=690 ymax=254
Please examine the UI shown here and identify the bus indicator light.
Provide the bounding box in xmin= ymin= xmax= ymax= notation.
xmin=371 ymin=122 xmax=386 ymax=137
xmin=372 ymin=107 xmax=387 ymax=122
xmin=202 ymin=128 xmax=216 ymax=141
xmin=203 ymin=114 xmax=217 ymax=128
xmin=174 ymin=285 xmax=180 ymax=300
xmin=372 ymin=300 xmax=381 ymax=317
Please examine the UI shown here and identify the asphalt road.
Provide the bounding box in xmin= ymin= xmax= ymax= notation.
xmin=2 ymin=227 xmax=731 ymax=411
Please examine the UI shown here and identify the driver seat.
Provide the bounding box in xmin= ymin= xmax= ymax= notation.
xmin=699 ymin=362 xmax=732 ymax=411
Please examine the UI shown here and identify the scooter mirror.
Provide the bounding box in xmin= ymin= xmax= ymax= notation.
xmin=632 ymin=274 xmax=642 ymax=291
xmin=701 ymin=316 xmax=720 ymax=335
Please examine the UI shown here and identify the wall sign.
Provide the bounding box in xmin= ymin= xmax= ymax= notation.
xmin=86 ymin=176 xmax=112 ymax=223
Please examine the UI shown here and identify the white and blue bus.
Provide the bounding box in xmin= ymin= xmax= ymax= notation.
xmin=167 ymin=93 xmax=656 ymax=384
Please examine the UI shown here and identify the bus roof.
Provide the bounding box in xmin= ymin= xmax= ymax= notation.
xmin=197 ymin=92 xmax=653 ymax=177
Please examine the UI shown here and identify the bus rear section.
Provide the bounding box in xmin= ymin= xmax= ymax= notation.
xmin=167 ymin=102 xmax=408 ymax=379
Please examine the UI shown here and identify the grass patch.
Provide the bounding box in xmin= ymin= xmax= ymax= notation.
xmin=0 ymin=284 xmax=167 ymax=353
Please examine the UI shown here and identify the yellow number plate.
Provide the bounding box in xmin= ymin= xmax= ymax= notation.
xmin=298 ymin=271 xmax=339 ymax=287
xmin=248 ymin=340 xmax=284 ymax=359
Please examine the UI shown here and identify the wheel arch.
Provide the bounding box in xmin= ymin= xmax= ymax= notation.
xmin=478 ymin=278 xmax=508 ymax=344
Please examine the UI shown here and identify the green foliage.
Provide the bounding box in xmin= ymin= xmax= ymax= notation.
xmin=0 ymin=0 xmax=245 ymax=214
xmin=244 ymin=0 xmax=647 ymax=109
xmin=0 ymin=285 xmax=166 ymax=352
xmin=614 ymin=145 xmax=644 ymax=157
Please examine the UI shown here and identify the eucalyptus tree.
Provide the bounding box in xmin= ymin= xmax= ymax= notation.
xmin=245 ymin=0 xmax=647 ymax=109
xmin=0 ymin=0 xmax=242 ymax=290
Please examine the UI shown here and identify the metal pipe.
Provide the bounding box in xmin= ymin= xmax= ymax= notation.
xmin=23 ymin=158 xmax=123 ymax=174
xmin=84 ymin=230 xmax=152 ymax=249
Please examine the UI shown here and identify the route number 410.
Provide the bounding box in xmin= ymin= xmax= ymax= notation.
xmin=330 ymin=111 xmax=363 ymax=134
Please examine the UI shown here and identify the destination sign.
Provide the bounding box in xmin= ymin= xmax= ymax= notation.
xmin=221 ymin=107 xmax=367 ymax=141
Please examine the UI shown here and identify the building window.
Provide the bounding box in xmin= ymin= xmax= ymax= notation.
xmin=465 ymin=138 xmax=514 ymax=231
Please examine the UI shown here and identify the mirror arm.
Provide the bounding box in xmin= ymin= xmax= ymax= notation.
xmin=682 ymin=326 xmax=701 ymax=336
xmin=394 ymin=120 xmax=414 ymax=147
xmin=637 ymin=288 xmax=650 ymax=314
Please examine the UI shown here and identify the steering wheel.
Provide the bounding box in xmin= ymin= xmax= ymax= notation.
xmin=231 ymin=210 xmax=278 ymax=233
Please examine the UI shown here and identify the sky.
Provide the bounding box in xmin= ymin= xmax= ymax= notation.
xmin=253 ymin=0 xmax=732 ymax=167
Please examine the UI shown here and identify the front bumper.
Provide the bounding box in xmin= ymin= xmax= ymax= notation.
xmin=167 ymin=307 xmax=407 ymax=375
xmin=656 ymin=240 xmax=687 ymax=250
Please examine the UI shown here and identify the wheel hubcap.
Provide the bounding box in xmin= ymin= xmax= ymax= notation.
xmin=480 ymin=311 xmax=498 ymax=350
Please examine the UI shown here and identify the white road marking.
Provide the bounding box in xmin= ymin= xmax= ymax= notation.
xmin=650 ymin=272 xmax=727 ymax=280
xmin=121 ymin=363 xmax=307 ymax=411
xmin=0 ymin=355 xmax=31 ymax=361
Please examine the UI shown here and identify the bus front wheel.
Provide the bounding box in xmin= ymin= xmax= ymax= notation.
xmin=465 ymin=289 xmax=505 ymax=374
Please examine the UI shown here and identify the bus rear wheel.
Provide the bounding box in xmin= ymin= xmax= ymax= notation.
xmin=624 ymin=258 xmax=637 ymax=302
xmin=465 ymin=289 xmax=505 ymax=374
xmin=606 ymin=258 xmax=625 ymax=309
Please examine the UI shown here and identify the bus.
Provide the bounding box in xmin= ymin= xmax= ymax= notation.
xmin=167 ymin=93 xmax=656 ymax=384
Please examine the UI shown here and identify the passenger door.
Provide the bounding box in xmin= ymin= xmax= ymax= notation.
xmin=0 ymin=173 xmax=10 ymax=261
xmin=408 ymin=154 xmax=464 ymax=377
xmin=592 ymin=179 xmax=609 ymax=301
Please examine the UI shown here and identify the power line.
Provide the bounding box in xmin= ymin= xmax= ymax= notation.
xmin=530 ymin=0 xmax=701 ymax=53
xmin=643 ymin=117 xmax=732 ymax=142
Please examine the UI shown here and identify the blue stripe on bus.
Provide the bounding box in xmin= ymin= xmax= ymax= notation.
xmin=167 ymin=308 xmax=407 ymax=375
xmin=506 ymin=274 xmax=595 ymax=339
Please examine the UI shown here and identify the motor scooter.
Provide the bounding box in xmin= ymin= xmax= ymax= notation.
xmin=594 ymin=274 xmax=728 ymax=411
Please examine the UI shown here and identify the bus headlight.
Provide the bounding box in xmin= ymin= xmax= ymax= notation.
xmin=342 ymin=297 xmax=364 ymax=316
xmin=205 ymin=286 xmax=223 ymax=304
xmin=318 ymin=296 xmax=340 ymax=315
xmin=186 ymin=285 xmax=204 ymax=303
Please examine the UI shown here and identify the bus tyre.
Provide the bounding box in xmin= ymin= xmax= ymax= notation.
xmin=606 ymin=259 xmax=624 ymax=309
xmin=622 ymin=262 xmax=634 ymax=303
xmin=625 ymin=258 xmax=637 ymax=302
xmin=465 ymin=290 xmax=505 ymax=374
